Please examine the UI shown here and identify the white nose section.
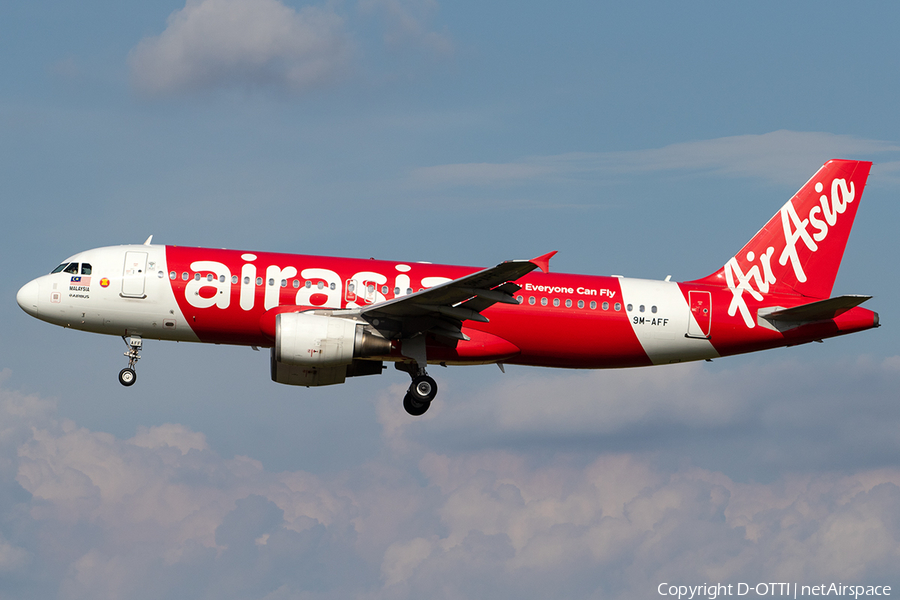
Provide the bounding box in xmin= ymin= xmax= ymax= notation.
xmin=16 ymin=279 xmax=40 ymax=316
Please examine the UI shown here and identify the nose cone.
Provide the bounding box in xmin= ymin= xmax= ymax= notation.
xmin=16 ymin=279 xmax=40 ymax=317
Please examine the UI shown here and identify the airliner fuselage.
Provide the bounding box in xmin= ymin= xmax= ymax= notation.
xmin=16 ymin=160 xmax=880 ymax=415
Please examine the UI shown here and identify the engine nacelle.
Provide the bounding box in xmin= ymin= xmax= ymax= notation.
xmin=276 ymin=312 xmax=355 ymax=366
xmin=270 ymin=355 xmax=385 ymax=387
xmin=271 ymin=312 xmax=392 ymax=387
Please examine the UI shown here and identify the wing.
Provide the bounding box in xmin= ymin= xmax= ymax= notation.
xmin=358 ymin=251 xmax=556 ymax=341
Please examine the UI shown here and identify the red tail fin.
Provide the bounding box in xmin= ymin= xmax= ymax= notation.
xmin=695 ymin=159 xmax=871 ymax=299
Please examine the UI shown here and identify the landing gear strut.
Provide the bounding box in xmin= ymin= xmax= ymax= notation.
xmin=397 ymin=362 xmax=437 ymax=416
xmin=119 ymin=335 xmax=142 ymax=387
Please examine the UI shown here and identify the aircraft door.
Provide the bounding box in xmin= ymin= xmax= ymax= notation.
xmin=122 ymin=251 xmax=148 ymax=298
xmin=687 ymin=290 xmax=711 ymax=338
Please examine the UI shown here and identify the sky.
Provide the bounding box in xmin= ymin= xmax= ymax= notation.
xmin=2 ymin=1 xmax=900 ymax=598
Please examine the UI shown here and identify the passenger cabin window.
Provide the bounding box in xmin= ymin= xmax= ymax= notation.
xmin=64 ymin=263 xmax=79 ymax=275
xmin=81 ymin=263 xmax=92 ymax=275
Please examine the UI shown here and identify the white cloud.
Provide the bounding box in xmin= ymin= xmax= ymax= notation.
xmin=129 ymin=423 xmax=209 ymax=454
xmin=0 ymin=535 xmax=30 ymax=572
xmin=2 ymin=357 xmax=900 ymax=598
xmin=128 ymin=0 xmax=354 ymax=96
xmin=409 ymin=131 xmax=900 ymax=188
xmin=358 ymin=0 xmax=453 ymax=55
xmin=602 ymin=130 xmax=899 ymax=183
xmin=388 ymin=355 xmax=900 ymax=479
xmin=128 ymin=0 xmax=456 ymax=97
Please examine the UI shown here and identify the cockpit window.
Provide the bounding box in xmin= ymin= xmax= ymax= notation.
xmin=63 ymin=263 xmax=79 ymax=275
xmin=81 ymin=263 xmax=92 ymax=275
xmin=51 ymin=263 xmax=69 ymax=274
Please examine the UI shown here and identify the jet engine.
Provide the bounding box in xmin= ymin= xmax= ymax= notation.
xmin=271 ymin=312 xmax=392 ymax=387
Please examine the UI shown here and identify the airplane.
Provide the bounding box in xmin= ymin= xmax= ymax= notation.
xmin=16 ymin=159 xmax=879 ymax=416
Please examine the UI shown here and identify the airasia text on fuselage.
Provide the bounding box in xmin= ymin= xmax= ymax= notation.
xmin=182 ymin=255 xmax=455 ymax=312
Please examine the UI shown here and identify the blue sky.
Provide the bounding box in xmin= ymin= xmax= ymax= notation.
xmin=2 ymin=1 xmax=900 ymax=598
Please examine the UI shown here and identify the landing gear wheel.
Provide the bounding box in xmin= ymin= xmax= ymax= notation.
xmin=411 ymin=375 xmax=437 ymax=402
xmin=118 ymin=368 xmax=137 ymax=387
xmin=403 ymin=391 xmax=430 ymax=416
xmin=120 ymin=336 xmax=142 ymax=387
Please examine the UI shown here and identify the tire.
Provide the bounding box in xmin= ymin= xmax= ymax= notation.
xmin=403 ymin=391 xmax=430 ymax=416
xmin=410 ymin=375 xmax=438 ymax=402
xmin=118 ymin=368 xmax=137 ymax=387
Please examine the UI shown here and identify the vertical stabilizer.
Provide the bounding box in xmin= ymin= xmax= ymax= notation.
xmin=693 ymin=159 xmax=871 ymax=300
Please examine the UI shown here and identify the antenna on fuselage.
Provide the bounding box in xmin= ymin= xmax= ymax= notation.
xmin=143 ymin=235 xmax=153 ymax=246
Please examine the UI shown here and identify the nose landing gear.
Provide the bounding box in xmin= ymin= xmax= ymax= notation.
xmin=119 ymin=336 xmax=142 ymax=387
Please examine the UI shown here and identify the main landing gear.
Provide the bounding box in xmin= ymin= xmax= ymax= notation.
xmin=397 ymin=362 xmax=437 ymax=417
xmin=118 ymin=335 xmax=142 ymax=387
xmin=397 ymin=334 xmax=437 ymax=416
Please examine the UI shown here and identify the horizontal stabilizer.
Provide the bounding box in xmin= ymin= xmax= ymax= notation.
xmin=759 ymin=295 xmax=872 ymax=324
